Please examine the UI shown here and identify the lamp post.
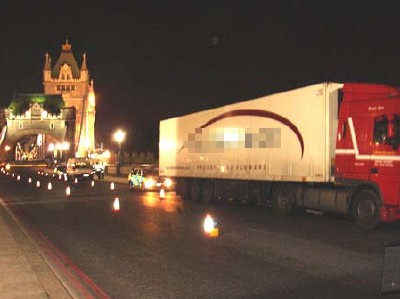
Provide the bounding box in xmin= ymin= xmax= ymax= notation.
xmin=113 ymin=129 xmax=126 ymax=176
xmin=60 ymin=141 xmax=70 ymax=162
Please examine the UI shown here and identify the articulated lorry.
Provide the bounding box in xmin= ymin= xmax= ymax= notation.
xmin=159 ymin=82 xmax=400 ymax=228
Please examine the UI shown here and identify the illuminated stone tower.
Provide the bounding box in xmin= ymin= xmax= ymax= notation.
xmin=43 ymin=40 xmax=96 ymax=157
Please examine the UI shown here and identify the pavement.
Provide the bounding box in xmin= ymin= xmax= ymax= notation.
xmin=0 ymin=173 xmax=126 ymax=299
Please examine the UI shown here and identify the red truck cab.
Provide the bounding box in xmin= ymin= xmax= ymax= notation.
xmin=335 ymin=83 xmax=400 ymax=225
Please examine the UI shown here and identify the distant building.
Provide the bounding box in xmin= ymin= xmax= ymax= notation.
xmin=43 ymin=40 xmax=96 ymax=157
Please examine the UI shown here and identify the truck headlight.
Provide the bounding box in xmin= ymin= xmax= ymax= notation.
xmin=164 ymin=178 xmax=173 ymax=188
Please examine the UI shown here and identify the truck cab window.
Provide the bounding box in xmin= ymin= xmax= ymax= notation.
xmin=373 ymin=116 xmax=388 ymax=143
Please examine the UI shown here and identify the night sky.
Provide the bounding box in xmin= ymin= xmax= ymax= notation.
xmin=1 ymin=1 xmax=400 ymax=153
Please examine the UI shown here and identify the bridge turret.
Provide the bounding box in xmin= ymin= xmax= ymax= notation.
xmin=80 ymin=53 xmax=88 ymax=82
xmin=43 ymin=52 xmax=52 ymax=82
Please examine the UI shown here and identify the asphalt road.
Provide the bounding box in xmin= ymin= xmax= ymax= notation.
xmin=1 ymin=167 xmax=400 ymax=299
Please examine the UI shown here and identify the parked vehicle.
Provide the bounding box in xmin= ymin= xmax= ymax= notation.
xmin=128 ymin=165 xmax=174 ymax=191
xmin=159 ymin=82 xmax=400 ymax=228
xmin=66 ymin=157 xmax=94 ymax=181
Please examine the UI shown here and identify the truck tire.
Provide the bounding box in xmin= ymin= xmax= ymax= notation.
xmin=352 ymin=189 xmax=380 ymax=229
xmin=273 ymin=184 xmax=295 ymax=215
xmin=201 ymin=180 xmax=213 ymax=204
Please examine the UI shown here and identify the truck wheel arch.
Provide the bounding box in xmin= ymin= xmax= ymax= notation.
xmin=348 ymin=183 xmax=382 ymax=212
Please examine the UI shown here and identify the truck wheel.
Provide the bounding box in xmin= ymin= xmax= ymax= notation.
xmin=352 ymin=189 xmax=380 ymax=229
xmin=273 ymin=184 xmax=295 ymax=215
xmin=201 ymin=180 xmax=213 ymax=204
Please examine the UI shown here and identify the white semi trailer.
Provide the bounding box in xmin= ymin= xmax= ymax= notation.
xmin=159 ymin=82 xmax=400 ymax=228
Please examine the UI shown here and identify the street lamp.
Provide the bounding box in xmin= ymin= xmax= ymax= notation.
xmin=113 ymin=129 xmax=126 ymax=176
xmin=59 ymin=141 xmax=70 ymax=162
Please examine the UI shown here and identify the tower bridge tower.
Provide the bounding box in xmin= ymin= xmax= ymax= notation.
xmin=43 ymin=40 xmax=96 ymax=157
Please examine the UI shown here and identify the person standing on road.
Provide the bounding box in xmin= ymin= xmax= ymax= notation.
xmin=94 ymin=162 xmax=103 ymax=179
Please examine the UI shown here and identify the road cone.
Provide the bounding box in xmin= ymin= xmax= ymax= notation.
xmin=203 ymin=214 xmax=219 ymax=237
xmin=112 ymin=197 xmax=120 ymax=212
xmin=160 ymin=188 xmax=165 ymax=199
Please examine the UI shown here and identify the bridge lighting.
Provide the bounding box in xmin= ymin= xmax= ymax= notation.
xmin=110 ymin=182 xmax=115 ymax=190
xmin=203 ymin=214 xmax=219 ymax=237
xmin=17 ymin=175 xmax=20 ymax=181
xmin=64 ymin=174 xmax=68 ymax=181
xmin=37 ymin=134 xmax=43 ymax=146
xmin=5 ymin=163 xmax=10 ymax=170
xmin=66 ymin=186 xmax=71 ymax=196
xmin=47 ymin=182 xmax=52 ymax=190
xmin=89 ymin=93 xmax=95 ymax=107
xmin=36 ymin=181 xmax=41 ymax=188
xmin=91 ymin=180 xmax=95 ymax=187
xmin=4 ymin=145 xmax=10 ymax=151
xmin=112 ymin=197 xmax=120 ymax=212
xmin=12 ymin=173 xmax=14 ymax=178
xmin=28 ymin=177 xmax=32 ymax=183
xmin=74 ymin=178 xmax=78 ymax=184
xmin=103 ymin=150 xmax=111 ymax=159
xmin=61 ymin=141 xmax=70 ymax=150
xmin=41 ymin=110 xmax=48 ymax=119
xmin=48 ymin=143 xmax=55 ymax=151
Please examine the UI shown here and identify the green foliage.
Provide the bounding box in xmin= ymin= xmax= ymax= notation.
xmin=8 ymin=94 xmax=65 ymax=115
